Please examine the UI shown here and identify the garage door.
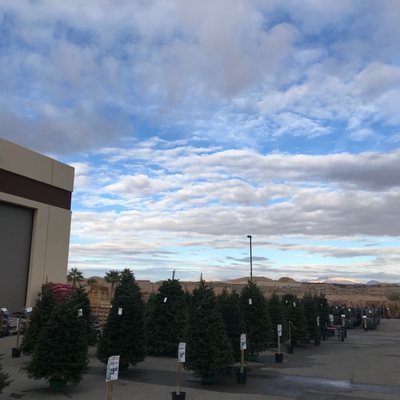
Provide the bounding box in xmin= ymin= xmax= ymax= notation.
xmin=0 ymin=201 xmax=34 ymax=312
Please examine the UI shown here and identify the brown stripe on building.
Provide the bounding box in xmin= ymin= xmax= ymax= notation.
xmin=0 ymin=168 xmax=72 ymax=210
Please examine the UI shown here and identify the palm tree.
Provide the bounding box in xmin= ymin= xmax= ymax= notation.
xmin=67 ymin=268 xmax=84 ymax=287
xmin=104 ymin=270 xmax=121 ymax=300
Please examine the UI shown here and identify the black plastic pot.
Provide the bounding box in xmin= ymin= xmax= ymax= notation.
xmin=171 ymin=391 xmax=186 ymax=400
xmin=275 ymin=353 xmax=283 ymax=363
xmin=286 ymin=344 xmax=294 ymax=354
xmin=12 ymin=347 xmax=21 ymax=358
xmin=236 ymin=370 xmax=247 ymax=384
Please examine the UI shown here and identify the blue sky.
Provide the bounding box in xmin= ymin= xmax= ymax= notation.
xmin=1 ymin=0 xmax=400 ymax=283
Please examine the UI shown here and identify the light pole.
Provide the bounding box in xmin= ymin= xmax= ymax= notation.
xmin=247 ymin=235 xmax=253 ymax=282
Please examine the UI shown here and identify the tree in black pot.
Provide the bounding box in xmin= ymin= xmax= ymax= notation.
xmin=240 ymin=281 xmax=271 ymax=357
xmin=21 ymin=284 xmax=57 ymax=355
xmin=97 ymin=269 xmax=146 ymax=371
xmin=217 ymin=288 xmax=244 ymax=362
xmin=146 ymin=277 xmax=187 ymax=357
xmin=269 ymin=292 xmax=287 ymax=340
xmin=282 ymin=294 xmax=308 ymax=345
xmin=0 ymin=355 xmax=11 ymax=394
xmin=302 ymin=293 xmax=320 ymax=345
xmin=23 ymin=291 xmax=89 ymax=390
xmin=185 ymin=279 xmax=233 ymax=384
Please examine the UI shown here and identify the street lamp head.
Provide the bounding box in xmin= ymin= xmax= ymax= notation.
xmin=247 ymin=235 xmax=252 ymax=239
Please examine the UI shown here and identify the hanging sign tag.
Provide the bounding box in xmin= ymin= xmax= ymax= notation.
xmin=26 ymin=307 xmax=33 ymax=313
xmin=240 ymin=333 xmax=247 ymax=350
xmin=341 ymin=314 xmax=345 ymax=318
xmin=277 ymin=324 xmax=282 ymax=337
xmin=78 ymin=309 xmax=83 ymax=317
xmin=106 ymin=355 xmax=120 ymax=382
xmin=118 ymin=308 xmax=123 ymax=315
xmin=248 ymin=298 xmax=252 ymax=305
xmin=164 ymin=297 xmax=168 ymax=303
xmin=178 ymin=342 xmax=186 ymax=363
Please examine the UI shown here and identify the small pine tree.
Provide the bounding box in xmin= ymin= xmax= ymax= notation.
xmin=146 ymin=278 xmax=186 ymax=357
xmin=0 ymin=355 xmax=11 ymax=394
xmin=217 ymin=289 xmax=244 ymax=362
xmin=268 ymin=293 xmax=287 ymax=340
xmin=315 ymin=294 xmax=330 ymax=329
xmin=21 ymin=284 xmax=57 ymax=354
xmin=302 ymin=294 xmax=320 ymax=344
xmin=70 ymin=287 xmax=98 ymax=346
xmin=185 ymin=280 xmax=233 ymax=384
xmin=240 ymin=281 xmax=272 ymax=355
xmin=24 ymin=292 xmax=89 ymax=388
xmin=282 ymin=294 xmax=308 ymax=345
xmin=97 ymin=269 xmax=146 ymax=370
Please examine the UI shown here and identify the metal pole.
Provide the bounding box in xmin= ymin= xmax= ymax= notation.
xmin=247 ymin=235 xmax=253 ymax=282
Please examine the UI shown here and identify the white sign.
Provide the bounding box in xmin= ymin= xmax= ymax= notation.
xmin=317 ymin=316 xmax=320 ymax=327
xmin=1 ymin=308 xmax=7 ymax=312
xmin=106 ymin=355 xmax=120 ymax=382
xmin=26 ymin=307 xmax=33 ymax=313
xmin=277 ymin=324 xmax=282 ymax=337
xmin=240 ymin=333 xmax=247 ymax=350
xmin=163 ymin=297 xmax=168 ymax=303
xmin=362 ymin=315 xmax=367 ymax=319
xmin=78 ymin=309 xmax=83 ymax=317
xmin=178 ymin=342 xmax=186 ymax=363
xmin=248 ymin=298 xmax=252 ymax=305
xmin=341 ymin=314 xmax=345 ymax=318
xmin=118 ymin=308 xmax=123 ymax=315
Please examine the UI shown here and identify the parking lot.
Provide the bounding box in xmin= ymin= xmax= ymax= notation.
xmin=1 ymin=319 xmax=400 ymax=400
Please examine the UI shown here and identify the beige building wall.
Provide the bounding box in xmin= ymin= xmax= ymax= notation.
xmin=0 ymin=138 xmax=74 ymax=308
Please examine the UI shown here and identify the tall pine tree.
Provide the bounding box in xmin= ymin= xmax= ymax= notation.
xmin=97 ymin=269 xmax=146 ymax=370
xmin=185 ymin=280 xmax=233 ymax=384
xmin=302 ymin=293 xmax=320 ymax=344
xmin=240 ymin=281 xmax=271 ymax=355
xmin=21 ymin=284 xmax=57 ymax=354
xmin=282 ymin=294 xmax=308 ymax=345
xmin=146 ymin=278 xmax=186 ymax=356
xmin=217 ymin=289 xmax=244 ymax=362
xmin=24 ymin=291 xmax=89 ymax=389
xmin=268 ymin=292 xmax=287 ymax=340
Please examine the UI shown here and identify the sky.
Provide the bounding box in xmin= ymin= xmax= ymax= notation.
xmin=1 ymin=0 xmax=400 ymax=283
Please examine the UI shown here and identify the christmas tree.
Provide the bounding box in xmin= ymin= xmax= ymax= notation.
xmin=0 ymin=355 xmax=11 ymax=394
xmin=185 ymin=280 xmax=233 ymax=384
xmin=70 ymin=286 xmax=98 ymax=346
xmin=302 ymin=293 xmax=320 ymax=344
xmin=146 ymin=278 xmax=186 ymax=356
xmin=282 ymin=294 xmax=308 ymax=345
xmin=21 ymin=284 xmax=57 ymax=354
xmin=240 ymin=281 xmax=271 ymax=355
xmin=315 ymin=293 xmax=330 ymax=329
xmin=268 ymin=292 xmax=287 ymax=340
xmin=217 ymin=288 xmax=244 ymax=362
xmin=24 ymin=291 xmax=89 ymax=389
xmin=97 ymin=269 xmax=146 ymax=370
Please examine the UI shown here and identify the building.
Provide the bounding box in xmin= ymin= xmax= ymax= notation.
xmin=0 ymin=138 xmax=74 ymax=311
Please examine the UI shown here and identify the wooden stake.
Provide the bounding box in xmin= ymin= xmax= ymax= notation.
xmin=176 ymin=362 xmax=182 ymax=395
xmin=106 ymin=381 xmax=113 ymax=400
xmin=240 ymin=349 xmax=244 ymax=373
xmin=16 ymin=317 xmax=21 ymax=349
xmin=277 ymin=334 xmax=281 ymax=354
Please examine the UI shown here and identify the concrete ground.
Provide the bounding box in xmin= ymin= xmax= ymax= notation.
xmin=1 ymin=319 xmax=400 ymax=400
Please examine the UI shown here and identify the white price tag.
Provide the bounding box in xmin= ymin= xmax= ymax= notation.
xmin=26 ymin=307 xmax=33 ymax=313
xmin=240 ymin=333 xmax=247 ymax=350
xmin=248 ymin=298 xmax=252 ymax=305
xmin=163 ymin=297 xmax=168 ymax=303
xmin=178 ymin=342 xmax=186 ymax=363
xmin=1 ymin=308 xmax=7 ymax=312
xmin=118 ymin=308 xmax=123 ymax=315
xmin=106 ymin=355 xmax=120 ymax=382
xmin=341 ymin=314 xmax=345 ymax=318
xmin=317 ymin=316 xmax=320 ymax=327
xmin=277 ymin=324 xmax=282 ymax=337
xmin=78 ymin=309 xmax=83 ymax=317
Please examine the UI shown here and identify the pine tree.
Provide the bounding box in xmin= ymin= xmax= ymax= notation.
xmin=70 ymin=287 xmax=98 ymax=346
xmin=282 ymin=294 xmax=308 ymax=345
xmin=315 ymin=294 xmax=330 ymax=329
xmin=302 ymin=293 xmax=320 ymax=344
xmin=185 ymin=280 xmax=233 ymax=384
xmin=67 ymin=267 xmax=84 ymax=287
xmin=21 ymin=284 xmax=57 ymax=354
xmin=97 ymin=269 xmax=146 ymax=370
xmin=217 ymin=289 xmax=244 ymax=362
xmin=24 ymin=292 xmax=89 ymax=388
xmin=268 ymin=292 xmax=287 ymax=340
xmin=146 ymin=278 xmax=186 ymax=357
xmin=240 ymin=281 xmax=271 ymax=355
xmin=0 ymin=355 xmax=11 ymax=394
